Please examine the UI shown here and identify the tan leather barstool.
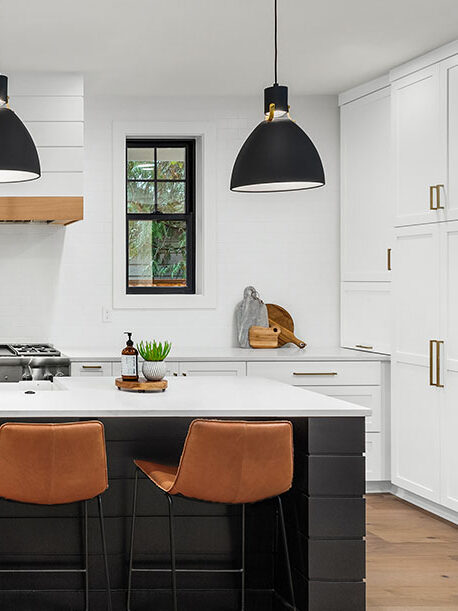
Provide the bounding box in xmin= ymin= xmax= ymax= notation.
xmin=0 ymin=421 xmax=112 ymax=611
xmin=127 ymin=419 xmax=295 ymax=611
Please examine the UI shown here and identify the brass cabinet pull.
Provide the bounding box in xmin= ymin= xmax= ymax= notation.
xmin=355 ymin=344 xmax=373 ymax=350
xmin=430 ymin=184 xmax=445 ymax=210
xmin=429 ymin=340 xmax=435 ymax=386
xmin=82 ymin=365 xmax=102 ymax=369
xmin=429 ymin=340 xmax=445 ymax=387
xmin=387 ymin=248 xmax=392 ymax=271
xmin=436 ymin=184 xmax=445 ymax=210
xmin=293 ymin=372 xmax=338 ymax=376
xmin=430 ymin=186 xmax=436 ymax=210
xmin=436 ymin=340 xmax=444 ymax=388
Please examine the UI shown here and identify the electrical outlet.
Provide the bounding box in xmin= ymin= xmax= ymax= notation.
xmin=102 ymin=306 xmax=112 ymax=323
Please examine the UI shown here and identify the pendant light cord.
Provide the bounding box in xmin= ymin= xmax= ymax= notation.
xmin=274 ymin=0 xmax=278 ymax=84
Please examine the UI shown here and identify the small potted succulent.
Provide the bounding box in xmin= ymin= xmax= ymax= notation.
xmin=137 ymin=340 xmax=172 ymax=381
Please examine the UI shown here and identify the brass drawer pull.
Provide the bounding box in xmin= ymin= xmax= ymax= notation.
xmin=387 ymin=248 xmax=392 ymax=271
xmin=293 ymin=372 xmax=338 ymax=376
xmin=355 ymin=344 xmax=373 ymax=350
xmin=82 ymin=365 xmax=102 ymax=369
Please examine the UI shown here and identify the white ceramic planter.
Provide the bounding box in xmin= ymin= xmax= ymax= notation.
xmin=142 ymin=360 xmax=167 ymax=381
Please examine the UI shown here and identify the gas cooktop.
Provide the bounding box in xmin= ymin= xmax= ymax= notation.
xmin=11 ymin=343 xmax=62 ymax=357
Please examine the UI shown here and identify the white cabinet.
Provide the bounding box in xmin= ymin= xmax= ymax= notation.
xmin=341 ymin=282 xmax=391 ymax=355
xmin=341 ymin=87 xmax=393 ymax=282
xmin=71 ymin=362 xmax=113 ymax=376
xmin=339 ymin=83 xmax=393 ymax=357
xmin=442 ymin=56 xmax=458 ymax=222
xmin=247 ymin=361 xmax=387 ymax=483
xmin=392 ymin=65 xmax=446 ymax=226
xmin=365 ymin=433 xmax=384 ymax=482
xmin=309 ymin=385 xmax=381 ymax=433
xmin=247 ymin=361 xmax=380 ymax=386
xmin=391 ymin=221 xmax=458 ymax=507
xmin=178 ymin=361 xmax=246 ymax=377
xmin=439 ymin=222 xmax=458 ymax=510
xmin=391 ymin=224 xmax=442 ymax=501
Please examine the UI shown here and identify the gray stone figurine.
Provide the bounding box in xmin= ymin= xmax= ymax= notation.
xmin=235 ymin=286 xmax=269 ymax=348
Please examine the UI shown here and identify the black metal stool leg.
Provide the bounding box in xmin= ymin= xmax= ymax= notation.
xmin=83 ymin=500 xmax=89 ymax=611
xmin=166 ymin=493 xmax=178 ymax=611
xmin=241 ymin=503 xmax=246 ymax=611
xmin=97 ymin=495 xmax=113 ymax=611
xmin=277 ymin=496 xmax=296 ymax=611
xmin=127 ymin=469 xmax=139 ymax=611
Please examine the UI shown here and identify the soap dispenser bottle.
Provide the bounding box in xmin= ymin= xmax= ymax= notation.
xmin=121 ymin=332 xmax=138 ymax=381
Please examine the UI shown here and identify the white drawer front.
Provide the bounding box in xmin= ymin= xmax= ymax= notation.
xmin=365 ymin=433 xmax=383 ymax=481
xmin=179 ymin=361 xmax=246 ymax=377
xmin=247 ymin=361 xmax=380 ymax=386
xmin=71 ymin=362 xmax=112 ymax=376
xmin=306 ymin=386 xmax=381 ymax=432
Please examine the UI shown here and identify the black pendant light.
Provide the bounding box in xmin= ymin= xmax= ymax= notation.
xmin=0 ymin=74 xmax=41 ymax=183
xmin=230 ymin=0 xmax=325 ymax=193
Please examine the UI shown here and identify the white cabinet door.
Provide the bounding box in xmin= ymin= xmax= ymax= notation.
xmin=341 ymin=87 xmax=393 ymax=281
xmin=392 ymin=65 xmax=446 ymax=226
xmin=71 ymin=362 xmax=113 ymax=376
xmin=341 ymin=282 xmax=391 ymax=355
xmin=391 ymin=224 xmax=441 ymax=501
xmin=440 ymin=221 xmax=458 ymax=510
xmin=442 ymin=57 xmax=458 ymax=222
xmin=365 ymin=433 xmax=384 ymax=482
xmin=307 ymin=385 xmax=382 ymax=433
xmin=179 ymin=361 xmax=246 ymax=376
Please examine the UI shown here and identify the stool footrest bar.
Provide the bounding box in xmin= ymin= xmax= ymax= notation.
xmin=0 ymin=568 xmax=87 ymax=573
xmin=132 ymin=567 xmax=243 ymax=573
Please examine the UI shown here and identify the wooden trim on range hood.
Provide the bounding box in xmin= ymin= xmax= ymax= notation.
xmin=0 ymin=196 xmax=84 ymax=225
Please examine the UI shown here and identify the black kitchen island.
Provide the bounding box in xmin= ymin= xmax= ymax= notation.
xmin=0 ymin=377 xmax=367 ymax=611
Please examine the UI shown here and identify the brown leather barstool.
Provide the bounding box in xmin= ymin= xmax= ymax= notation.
xmin=127 ymin=419 xmax=295 ymax=611
xmin=0 ymin=421 xmax=112 ymax=611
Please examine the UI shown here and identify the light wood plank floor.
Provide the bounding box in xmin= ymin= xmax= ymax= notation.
xmin=366 ymin=494 xmax=458 ymax=610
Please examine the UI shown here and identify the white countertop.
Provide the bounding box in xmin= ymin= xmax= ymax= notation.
xmin=62 ymin=345 xmax=390 ymax=362
xmin=0 ymin=376 xmax=371 ymax=418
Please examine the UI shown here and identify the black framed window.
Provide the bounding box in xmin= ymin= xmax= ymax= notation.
xmin=126 ymin=139 xmax=196 ymax=294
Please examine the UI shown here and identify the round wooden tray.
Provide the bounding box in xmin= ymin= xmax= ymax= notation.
xmin=115 ymin=377 xmax=168 ymax=392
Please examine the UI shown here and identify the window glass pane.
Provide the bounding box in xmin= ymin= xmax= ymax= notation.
xmin=128 ymin=220 xmax=187 ymax=288
xmin=127 ymin=147 xmax=155 ymax=180
xmin=157 ymin=147 xmax=186 ymax=180
xmin=127 ymin=181 xmax=155 ymax=213
xmin=157 ymin=181 xmax=185 ymax=213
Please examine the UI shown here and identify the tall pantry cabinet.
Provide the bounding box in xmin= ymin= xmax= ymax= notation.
xmin=340 ymin=80 xmax=393 ymax=356
xmin=390 ymin=50 xmax=458 ymax=512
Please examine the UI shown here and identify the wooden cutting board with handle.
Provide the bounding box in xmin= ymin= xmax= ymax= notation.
xmin=266 ymin=304 xmax=307 ymax=349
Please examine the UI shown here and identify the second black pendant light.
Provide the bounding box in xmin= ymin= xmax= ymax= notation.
xmin=230 ymin=0 xmax=325 ymax=193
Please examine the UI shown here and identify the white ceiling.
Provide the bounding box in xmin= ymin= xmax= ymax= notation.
xmin=2 ymin=0 xmax=458 ymax=96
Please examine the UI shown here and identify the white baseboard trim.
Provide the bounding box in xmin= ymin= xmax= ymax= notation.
xmin=389 ymin=485 xmax=458 ymax=525
xmin=366 ymin=480 xmax=391 ymax=494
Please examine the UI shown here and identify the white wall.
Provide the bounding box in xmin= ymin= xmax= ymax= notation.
xmin=0 ymin=89 xmax=340 ymax=350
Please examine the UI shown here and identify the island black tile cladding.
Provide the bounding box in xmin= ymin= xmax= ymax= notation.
xmin=0 ymin=417 xmax=365 ymax=610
